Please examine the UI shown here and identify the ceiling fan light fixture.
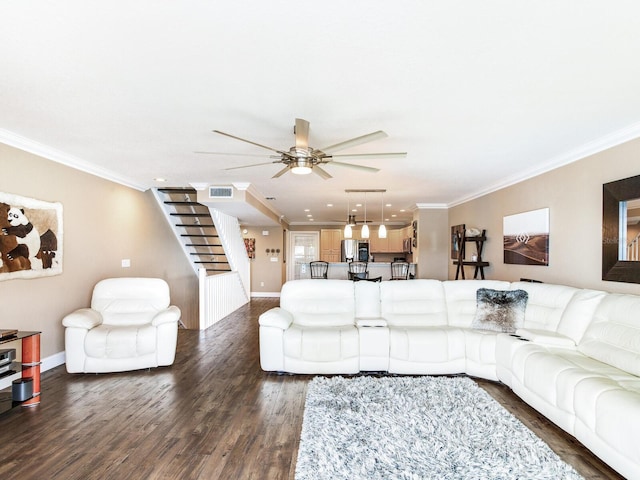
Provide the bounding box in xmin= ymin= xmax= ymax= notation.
xmin=379 ymin=191 xmax=387 ymax=238
xmin=291 ymin=158 xmax=313 ymax=175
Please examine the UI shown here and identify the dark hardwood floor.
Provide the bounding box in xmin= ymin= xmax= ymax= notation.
xmin=0 ymin=298 xmax=625 ymax=479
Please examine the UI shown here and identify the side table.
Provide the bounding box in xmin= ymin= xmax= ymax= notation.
xmin=0 ymin=331 xmax=41 ymax=412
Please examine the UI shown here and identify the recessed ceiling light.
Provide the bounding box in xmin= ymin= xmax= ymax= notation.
xmin=386 ymin=203 xmax=392 ymax=207
xmin=307 ymin=214 xmax=313 ymax=217
xmin=352 ymin=208 xmax=358 ymax=212
xmin=154 ymin=177 xmax=167 ymax=182
xmin=356 ymin=203 xmax=362 ymax=207
xmin=392 ymin=214 xmax=397 ymax=217
xmin=309 ymin=218 xmax=315 ymax=221
xmin=400 ymin=209 xmax=406 ymax=212
xmin=304 ymin=209 xmax=310 ymax=212
xmin=326 ymin=203 xmax=333 ymax=207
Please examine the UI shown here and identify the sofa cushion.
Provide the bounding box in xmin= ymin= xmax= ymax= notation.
xmin=556 ymin=289 xmax=607 ymax=344
xmin=444 ymin=280 xmax=511 ymax=328
xmin=579 ymin=293 xmax=640 ymax=377
xmin=381 ymin=279 xmax=447 ymax=326
xmin=472 ymin=288 xmax=528 ymax=333
xmin=510 ymin=282 xmax=578 ymax=332
xmin=281 ymin=279 xmax=355 ymax=327
xmin=354 ymin=281 xmax=382 ymax=319
xmin=283 ymin=324 xmax=359 ymax=362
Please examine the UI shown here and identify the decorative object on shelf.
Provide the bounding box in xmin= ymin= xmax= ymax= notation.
xmin=412 ymin=220 xmax=417 ymax=248
xmin=244 ymin=238 xmax=255 ymax=259
xmin=602 ymin=173 xmax=640 ymax=283
xmin=0 ymin=192 xmax=63 ymax=281
xmin=503 ymin=208 xmax=549 ymax=266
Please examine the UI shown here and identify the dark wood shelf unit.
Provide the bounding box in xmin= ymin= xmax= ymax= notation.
xmin=0 ymin=331 xmax=41 ymax=415
xmin=454 ymin=229 xmax=490 ymax=280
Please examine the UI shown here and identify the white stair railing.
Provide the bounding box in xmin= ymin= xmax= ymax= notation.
xmin=198 ymin=268 xmax=247 ymax=329
xmin=196 ymin=207 xmax=250 ymax=329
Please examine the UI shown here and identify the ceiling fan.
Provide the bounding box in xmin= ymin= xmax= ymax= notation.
xmin=198 ymin=118 xmax=406 ymax=179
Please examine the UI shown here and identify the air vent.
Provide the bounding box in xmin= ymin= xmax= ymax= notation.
xmin=209 ymin=186 xmax=233 ymax=199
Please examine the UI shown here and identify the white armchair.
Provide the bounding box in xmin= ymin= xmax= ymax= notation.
xmin=62 ymin=277 xmax=181 ymax=373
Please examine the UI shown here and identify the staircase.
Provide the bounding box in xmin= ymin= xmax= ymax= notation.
xmin=153 ymin=187 xmax=250 ymax=330
xmin=154 ymin=187 xmax=231 ymax=275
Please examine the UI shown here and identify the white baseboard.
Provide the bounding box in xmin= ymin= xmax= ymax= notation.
xmin=251 ymin=292 xmax=281 ymax=298
xmin=0 ymin=350 xmax=66 ymax=390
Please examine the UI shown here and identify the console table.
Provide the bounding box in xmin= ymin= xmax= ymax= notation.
xmin=0 ymin=331 xmax=41 ymax=414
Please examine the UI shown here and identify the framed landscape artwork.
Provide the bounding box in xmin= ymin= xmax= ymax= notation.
xmin=503 ymin=208 xmax=549 ymax=266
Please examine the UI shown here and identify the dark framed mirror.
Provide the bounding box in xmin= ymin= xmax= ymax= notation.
xmin=602 ymin=174 xmax=640 ymax=283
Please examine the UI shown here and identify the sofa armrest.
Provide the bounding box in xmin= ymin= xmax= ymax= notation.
xmin=356 ymin=318 xmax=388 ymax=328
xmin=62 ymin=308 xmax=103 ymax=329
xmin=152 ymin=305 xmax=182 ymax=326
xmin=259 ymin=307 xmax=293 ymax=330
xmin=516 ymin=328 xmax=576 ymax=347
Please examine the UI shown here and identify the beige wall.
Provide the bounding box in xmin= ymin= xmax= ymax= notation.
xmin=449 ymin=137 xmax=640 ymax=294
xmin=0 ymin=144 xmax=198 ymax=360
xmin=413 ymin=208 xmax=449 ymax=280
xmin=242 ymin=226 xmax=284 ymax=294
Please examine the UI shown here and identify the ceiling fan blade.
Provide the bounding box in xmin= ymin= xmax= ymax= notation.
xmin=194 ymin=151 xmax=269 ymax=158
xmin=213 ymin=130 xmax=294 ymax=158
xmin=313 ymin=166 xmax=333 ymax=179
xmin=332 ymin=152 xmax=407 ymax=160
xmin=224 ymin=161 xmax=280 ymax=171
xmin=272 ymin=166 xmax=290 ymax=178
xmin=327 ymin=161 xmax=380 ymax=173
xmin=295 ymin=118 xmax=310 ymax=149
xmin=318 ymin=130 xmax=388 ymax=154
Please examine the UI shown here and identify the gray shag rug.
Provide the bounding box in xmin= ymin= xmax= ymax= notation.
xmin=295 ymin=376 xmax=583 ymax=480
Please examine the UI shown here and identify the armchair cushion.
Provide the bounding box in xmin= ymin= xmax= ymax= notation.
xmin=62 ymin=308 xmax=103 ymax=329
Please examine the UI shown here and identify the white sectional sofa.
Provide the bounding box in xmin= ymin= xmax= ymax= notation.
xmin=258 ymin=278 xmax=640 ymax=479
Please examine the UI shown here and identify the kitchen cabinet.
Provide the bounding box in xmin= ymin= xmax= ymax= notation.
xmin=369 ymin=233 xmax=388 ymax=253
xmin=388 ymin=229 xmax=404 ymax=253
xmin=320 ymin=229 xmax=342 ymax=262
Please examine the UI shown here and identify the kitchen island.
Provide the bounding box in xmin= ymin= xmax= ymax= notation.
xmin=297 ymin=262 xmax=416 ymax=281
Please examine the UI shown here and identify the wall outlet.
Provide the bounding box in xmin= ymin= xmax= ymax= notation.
xmin=260 ymin=281 xmax=264 ymax=287
xmin=270 ymin=257 xmax=278 ymax=262
xmin=121 ymin=259 xmax=131 ymax=268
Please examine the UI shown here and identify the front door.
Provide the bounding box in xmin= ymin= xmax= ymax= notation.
xmin=287 ymin=231 xmax=319 ymax=281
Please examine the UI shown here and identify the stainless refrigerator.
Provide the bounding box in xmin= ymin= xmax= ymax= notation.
xmin=341 ymin=240 xmax=369 ymax=262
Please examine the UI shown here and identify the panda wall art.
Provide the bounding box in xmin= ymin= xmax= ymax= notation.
xmin=0 ymin=192 xmax=63 ymax=281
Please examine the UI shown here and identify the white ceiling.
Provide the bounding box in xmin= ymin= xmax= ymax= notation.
xmin=2 ymin=1 xmax=640 ymax=226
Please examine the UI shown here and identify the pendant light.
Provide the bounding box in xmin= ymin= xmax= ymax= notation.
xmin=378 ymin=191 xmax=387 ymax=239
xmin=361 ymin=192 xmax=370 ymax=239
xmin=344 ymin=193 xmax=353 ymax=239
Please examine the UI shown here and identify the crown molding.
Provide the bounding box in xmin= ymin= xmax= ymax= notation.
xmin=415 ymin=203 xmax=448 ymax=209
xmin=0 ymin=129 xmax=148 ymax=191
xmin=448 ymin=120 xmax=640 ymax=208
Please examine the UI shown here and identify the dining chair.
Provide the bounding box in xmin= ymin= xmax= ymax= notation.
xmin=310 ymin=261 xmax=329 ymax=279
xmin=348 ymin=261 xmax=369 ymax=280
xmin=390 ymin=261 xmax=410 ymax=280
